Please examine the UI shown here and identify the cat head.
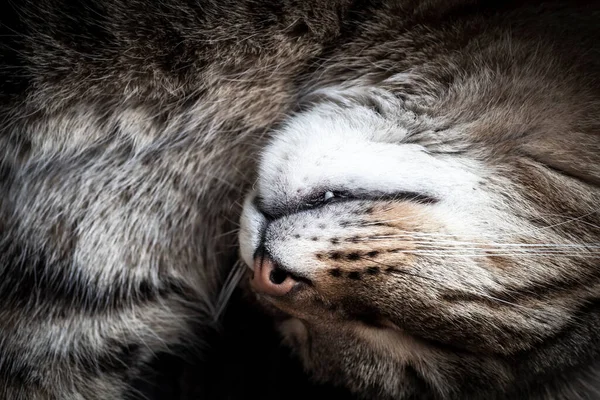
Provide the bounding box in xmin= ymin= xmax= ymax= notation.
xmin=239 ymin=71 xmax=600 ymax=398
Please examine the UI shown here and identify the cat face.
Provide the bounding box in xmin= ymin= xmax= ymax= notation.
xmin=239 ymin=85 xmax=600 ymax=398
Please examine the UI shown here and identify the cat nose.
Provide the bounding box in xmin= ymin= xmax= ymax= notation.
xmin=251 ymin=253 xmax=297 ymax=296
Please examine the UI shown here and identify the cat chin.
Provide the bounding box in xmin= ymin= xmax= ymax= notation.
xmin=279 ymin=316 xmax=600 ymax=400
xmin=277 ymin=316 xmax=446 ymax=396
xmin=351 ymin=321 xmax=434 ymax=363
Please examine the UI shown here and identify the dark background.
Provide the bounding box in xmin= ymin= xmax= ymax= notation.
xmin=130 ymin=287 xmax=356 ymax=400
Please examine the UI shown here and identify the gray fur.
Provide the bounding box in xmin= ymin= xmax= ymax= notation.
xmin=240 ymin=1 xmax=600 ymax=399
xmin=1 ymin=0 xmax=599 ymax=399
xmin=0 ymin=0 xmax=349 ymax=397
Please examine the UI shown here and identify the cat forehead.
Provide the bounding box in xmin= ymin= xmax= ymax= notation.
xmin=255 ymin=100 xmax=485 ymax=215
xmin=257 ymin=104 xmax=405 ymax=196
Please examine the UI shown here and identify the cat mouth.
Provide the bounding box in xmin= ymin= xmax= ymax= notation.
xmin=248 ymin=250 xmax=392 ymax=332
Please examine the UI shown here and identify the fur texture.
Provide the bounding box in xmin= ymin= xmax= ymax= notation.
xmin=0 ymin=0 xmax=354 ymax=398
xmin=239 ymin=1 xmax=600 ymax=399
xmin=1 ymin=0 xmax=599 ymax=399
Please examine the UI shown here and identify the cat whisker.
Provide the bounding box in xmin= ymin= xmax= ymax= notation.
xmin=212 ymin=260 xmax=247 ymax=324
xmin=353 ymin=234 xmax=600 ymax=250
xmin=356 ymin=256 xmax=570 ymax=317
xmin=356 ymin=255 xmax=440 ymax=283
xmin=379 ymin=250 xmax=599 ymax=258
xmin=215 ymin=227 xmax=241 ymax=239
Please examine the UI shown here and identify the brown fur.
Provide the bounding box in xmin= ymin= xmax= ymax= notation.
xmin=240 ymin=1 xmax=600 ymax=399
xmin=1 ymin=0 xmax=599 ymax=399
xmin=0 ymin=0 xmax=355 ymax=398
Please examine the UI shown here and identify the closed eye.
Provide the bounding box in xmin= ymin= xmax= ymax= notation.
xmin=303 ymin=190 xmax=350 ymax=208
xmin=301 ymin=189 xmax=437 ymax=212
xmin=257 ymin=189 xmax=437 ymax=220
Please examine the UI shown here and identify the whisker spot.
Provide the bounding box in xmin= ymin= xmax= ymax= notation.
xmin=366 ymin=266 xmax=380 ymax=275
xmin=348 ymin=271 xmax=361 ymax=280
xmin=329 ymin=268 xmax=342 ymax=277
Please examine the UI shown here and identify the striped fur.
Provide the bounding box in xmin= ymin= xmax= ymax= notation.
xmin=1 ymin=0 xmax=598 ymax=399
xmin=239 ymin=1 xmax=600 ymax=399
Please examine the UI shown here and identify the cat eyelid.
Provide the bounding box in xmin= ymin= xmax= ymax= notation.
xmin=258 ymin=188 xmax=435 ymax=221
xmin=305 ymin=189 xmax=437 ymax=208
xmin=304 ymin=190 xmax=351 ymax=207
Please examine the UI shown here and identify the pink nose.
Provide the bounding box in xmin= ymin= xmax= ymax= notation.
xmin=251 ymin=255 xmax=296 ymax=296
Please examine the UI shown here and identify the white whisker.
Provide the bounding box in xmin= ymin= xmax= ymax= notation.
xmin=357 ymin=256 xmax=561 ymax=317
xmin=212 ymin=260 xmax=247 ymax=324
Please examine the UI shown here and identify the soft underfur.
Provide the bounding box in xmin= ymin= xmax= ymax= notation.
xmin=0 ymin=0 xmax=598 ymax=399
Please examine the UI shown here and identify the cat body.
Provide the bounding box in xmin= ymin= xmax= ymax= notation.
xmin=0 ymin=0 xmax=598 ymax=399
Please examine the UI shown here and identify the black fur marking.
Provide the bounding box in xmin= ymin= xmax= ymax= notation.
xmin=366 ymin=251 xmax=379 ymax=258
xmin=0 ymin=239 xmax=193 ymax=315
xmin=404 ymin=365 xmax=432 ymax=397
xmin=329 ymin=268 xmax=342 ymax=277
xmin=0 ymin=357 xmax=42 ymax=387
xmin=287 ymin=20 xmax=310 ymax=37
xmin=440 ymin=290 xmax=504 ymax=309
xmin=346 ymin=252 xmax=361 ymax=261
xmin=347 ymin=271 xmax=361 ymax=280
xmin=366 ymin=266 xmax=380 ymax=275
xmin=329 ymin=251 xmax=342 ymax=260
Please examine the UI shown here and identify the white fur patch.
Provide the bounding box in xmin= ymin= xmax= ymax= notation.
xmin=257 ymin=103 xmax=484 ymax=208
xmin=240 ymin=99 xmax=494 ymax=275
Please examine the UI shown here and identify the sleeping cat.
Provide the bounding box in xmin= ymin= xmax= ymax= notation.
xmin=238 ymin=1 xmax=600 ymax=399
xmin=0 ymin=0 xmax=598 ymax=399
xmin=0 ymin=0 xmax=341 ymax=398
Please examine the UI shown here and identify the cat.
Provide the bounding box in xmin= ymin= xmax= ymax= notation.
xmin=238 ymin=1 xmax=600 ymax=399
xmin=0 ymin=0 xmax=349 ymax=398
xmin=1 ymin=0 xmax=598 ymax=399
